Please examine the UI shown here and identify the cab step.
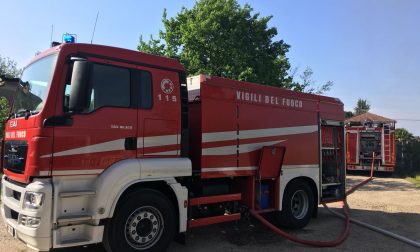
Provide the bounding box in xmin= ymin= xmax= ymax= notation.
xmin=189 ymin=193 xmax=241 ymax=206
xmin=59 ymin=238 xmax=90 ymax=245
xmin=188 ymin=193 xmax=242 ymax=228
xmin=188 ymin=213 xmax=241 ymax=228
xmin=53 ymin=224 xmax=104 ymax=248
xmin=57 ymin=214 xmax=93 ymax=224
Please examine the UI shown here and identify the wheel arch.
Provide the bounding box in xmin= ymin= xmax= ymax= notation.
xmin=91 ymin=159 xmax=189 ymax=233
xmin=112 ymin=180 xmax=179 ymax=217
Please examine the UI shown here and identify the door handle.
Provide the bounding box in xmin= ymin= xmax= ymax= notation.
xmin=125 ymin=137 xmax=137 ymax=150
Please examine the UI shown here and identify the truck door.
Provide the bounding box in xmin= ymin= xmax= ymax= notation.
xmin=137 ymin=69 xmax=181 ymax=158
xmin=51 ymin=60 xmax=137 ymax=175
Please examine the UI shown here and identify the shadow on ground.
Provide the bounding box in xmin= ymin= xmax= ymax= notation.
xmin=346 ymin=175 xmax=417 ymax=192
xmin=51 ymin=205 xmax=420 ymax=252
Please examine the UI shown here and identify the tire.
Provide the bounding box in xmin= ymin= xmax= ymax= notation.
xmin=103 ymin=189 xmax=177 ymax=252
xmin=276 ymin=180 xmax=314 ymax=229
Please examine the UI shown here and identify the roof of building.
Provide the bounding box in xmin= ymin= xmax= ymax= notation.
xmin=345 ymin=112 xmax=396 ymax=123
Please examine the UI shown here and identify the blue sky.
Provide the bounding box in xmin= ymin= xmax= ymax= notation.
xmin=1 ymin=0 xmax=419 ymax=135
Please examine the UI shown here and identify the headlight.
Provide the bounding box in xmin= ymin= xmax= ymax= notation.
xmin=24 ymin=192 xmax=44 ymax=210
xmin=20 ymin=215 xmax=41 ymax=228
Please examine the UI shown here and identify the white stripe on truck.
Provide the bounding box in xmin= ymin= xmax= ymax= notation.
xmin=202 ymin=125 xmax=318 ymax=143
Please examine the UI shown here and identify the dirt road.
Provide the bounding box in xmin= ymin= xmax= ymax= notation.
xmin=1 ymin=175 xmax=419 ymax=252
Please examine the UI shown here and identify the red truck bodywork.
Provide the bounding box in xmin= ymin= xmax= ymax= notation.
xmin=189 ymin=75 xmax=343 ymax=178
xmin=1 ymin=43 xmax=346 ymax=251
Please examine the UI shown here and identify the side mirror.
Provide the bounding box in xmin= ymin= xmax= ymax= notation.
xmin=69 ymin=60 xmax=91 ymax=112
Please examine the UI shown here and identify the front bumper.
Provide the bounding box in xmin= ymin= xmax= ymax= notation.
xmin=1 ymin=176 xmax=52 ymax=251
xmin=347 ymin=165 xmax=395 ymax=172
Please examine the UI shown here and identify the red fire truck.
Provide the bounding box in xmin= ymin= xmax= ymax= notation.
xmin=345 ymin=112 xmax=396 ymax=173
xmin=1 ymin=43 xmax=345 ymax=251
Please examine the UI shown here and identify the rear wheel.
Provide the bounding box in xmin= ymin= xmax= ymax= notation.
xmin=103 ymin=189 xmax=176 ymax=252
xmin=276 ymin=180 xmax=314 ymax=229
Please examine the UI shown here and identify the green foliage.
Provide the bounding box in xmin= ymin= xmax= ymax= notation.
xmin=0 ymin=55 xmax=21 ymax=78
xmin=138 ymin=0 xmax=293 ymax=87
xmin=354 ymin=98 xmax=370 ymax=115
xmin=0 ymin=55 xmax=20 ymax=138
xmin=138 ymin=0 xmax=334 ymax=94
xmin=288 ymin=67 xmax=333 ymax=94
xmin=405 ymin=174 xmax=420 ymax=187
xmin=395 ymin=128 xmax=414 ymax=143
xmin=0 ymin=97 xmax=10 ymax=137
xmin=345 ymin=111 xmax=354 ymax=119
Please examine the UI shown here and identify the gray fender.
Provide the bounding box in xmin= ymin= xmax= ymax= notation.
xmin=90 ymin=158 xmax=191 ymax=232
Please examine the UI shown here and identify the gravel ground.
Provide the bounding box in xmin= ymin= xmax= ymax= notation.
xmin=1 ymin=175 xmax=419 ymax=252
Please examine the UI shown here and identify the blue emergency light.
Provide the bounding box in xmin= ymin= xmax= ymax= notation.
xmin=63 ymin=33 xmax=76 ymax=43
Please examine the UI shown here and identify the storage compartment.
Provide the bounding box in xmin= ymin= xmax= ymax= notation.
xmin=259 ymin=184 xmax=270 ymax=209
xmin=255 ymin=180 xmax=278 ymax=210
xmin=359 ymin=131 xmax=382 ymax=166
xmin=321 ymin=124 xmax=345 ymax=200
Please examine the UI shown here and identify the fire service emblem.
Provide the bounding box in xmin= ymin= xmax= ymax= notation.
xmin=160 ymin=79 xmax=175 ymax=94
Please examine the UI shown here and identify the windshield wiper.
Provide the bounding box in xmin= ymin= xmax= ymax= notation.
xmin=15 ymin=109 xmax=37 ymax=120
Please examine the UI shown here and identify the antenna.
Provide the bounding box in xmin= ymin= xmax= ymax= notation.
xmin=91 ymin=11 xmax=99 ymax=44
xmin=50 ymin=24 xmax=54 ymax=45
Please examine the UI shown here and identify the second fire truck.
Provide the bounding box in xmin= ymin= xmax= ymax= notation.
xmin=345 ymin=112 xmax=396 ymax=173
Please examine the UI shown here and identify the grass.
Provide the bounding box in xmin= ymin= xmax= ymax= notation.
xmin=405 ymin=174 xmax=420 ymax=187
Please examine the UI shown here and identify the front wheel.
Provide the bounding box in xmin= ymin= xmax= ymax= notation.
xmin=276 ymin=180 xmax=314 ymax=229
xmin=103 ymin=189 xmax=176 ymax=252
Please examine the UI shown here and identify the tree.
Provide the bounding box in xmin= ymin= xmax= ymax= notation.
xmin=288 ymin=67 xmax=333 ymax=94
xmin=345 ymin=111 xmax=354 ymax=119
xmin=0 ymin=55 xmax=21 ymax=78
xmin=395 ymin=128 xmax=414 ymax=143
xmin=0 ymin=55 xmax=21 ymax=138
xmin=0 ymin=97 xmax=9 ymax=136
xmin=354 ymin=98 xmax=370 ymax=115
xmin=139 ymin=0 xmax=294 ymax=88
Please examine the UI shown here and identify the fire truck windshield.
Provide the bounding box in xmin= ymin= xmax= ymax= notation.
xmin=12 ymin=54 xmax=58 ymax=117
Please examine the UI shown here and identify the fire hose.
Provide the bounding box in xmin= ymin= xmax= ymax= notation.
xmin=250 ymin=199 xmax=350 ymax=247
xmin=250 ymin=152 xmax=420 ymax=248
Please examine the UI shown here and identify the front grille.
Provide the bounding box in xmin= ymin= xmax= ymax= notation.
xmin=3 ymin=140 xmax=28 ymax=174
xmin=11 ymin=209 xmax=19 ymax=220
xmin=12 ymin=190 xmax=21 ymax=201
xmin=361 ymin=159 xmax=381 ymax=166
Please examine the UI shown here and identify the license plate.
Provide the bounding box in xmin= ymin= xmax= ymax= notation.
xmin=7 ymin=225 xmax=14 ymax=237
